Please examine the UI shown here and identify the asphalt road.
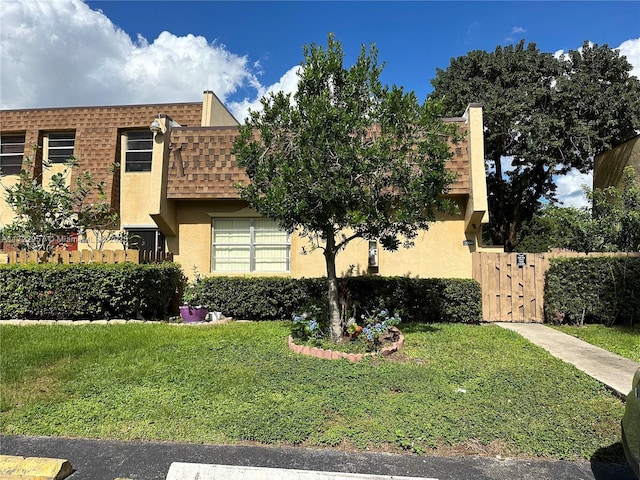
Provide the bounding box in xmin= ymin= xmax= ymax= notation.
xmin=1 ymin=435 xmax=636 ymax=480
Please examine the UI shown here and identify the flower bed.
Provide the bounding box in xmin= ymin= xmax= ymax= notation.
xmin=288 ymin=326 xmax=404 ymax=362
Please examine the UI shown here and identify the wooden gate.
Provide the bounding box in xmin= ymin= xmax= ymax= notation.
xmin=472 ymin=252 xmax=548 ymax=323
xmin=472 ymin=251 xmax=640 ymax=323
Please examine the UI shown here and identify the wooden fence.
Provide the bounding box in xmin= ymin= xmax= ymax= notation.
xmin=472 ymin=250 xmax=640 ymax=323
xmin=2 ymin=250 xmax=174 ymax=265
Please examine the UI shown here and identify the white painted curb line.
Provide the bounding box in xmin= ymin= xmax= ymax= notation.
xmin=166 ymin=463 xmax=438 ymax=480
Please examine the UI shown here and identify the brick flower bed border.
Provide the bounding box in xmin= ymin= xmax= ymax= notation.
xmin=287 ymin=327 xmax=404 ymax=363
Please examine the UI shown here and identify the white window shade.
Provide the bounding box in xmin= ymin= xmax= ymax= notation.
xmin=212 ymin=218 xmax=290 ymax=272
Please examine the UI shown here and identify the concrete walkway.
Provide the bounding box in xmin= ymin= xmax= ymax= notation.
xmin=496 ymin=322 xmax=640 ymax=399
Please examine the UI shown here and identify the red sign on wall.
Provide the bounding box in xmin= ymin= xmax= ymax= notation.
xmin=51 ymin=232 xmax=79 ymax=251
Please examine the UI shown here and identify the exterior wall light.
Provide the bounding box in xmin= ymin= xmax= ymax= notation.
xmin=368 ymin=240 xmax=378 ymax=267
xmin=149 ymin=119 xmax=163 ymax=135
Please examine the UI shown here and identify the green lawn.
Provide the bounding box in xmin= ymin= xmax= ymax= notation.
xmin=551 ymin=324 xmax=640 ymax=363
xmin=0 ymin=322 xmax=625 ymax=460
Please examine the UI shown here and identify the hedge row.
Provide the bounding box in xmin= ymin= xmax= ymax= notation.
xmin=0 ymin=263 xmax=184 ymax=320
xmin=544 ymin=256 xmax=640 ymax=326
xmin=191 ymin=276 xmax=482 ymax=323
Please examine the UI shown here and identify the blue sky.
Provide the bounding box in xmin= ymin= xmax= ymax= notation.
xmin=85 ymin=1 xmax=640 ymax=104
xmin=1 ymin=0 xmax=639 ymax=206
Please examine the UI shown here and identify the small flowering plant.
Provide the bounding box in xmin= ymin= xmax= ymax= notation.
xmin=360 ymin=309 xmax=401 ymax=347
xmin=182 ymin=266 xmax=208 ymax=309
xmin=291 ymin=304 xmax=326 ymax=341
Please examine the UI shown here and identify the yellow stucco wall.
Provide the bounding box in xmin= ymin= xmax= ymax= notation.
xmin=170 ymin=199 xmax=478 ymax=281
xmin=201 ymin=91 xmax=239 ymax=127
xmin=120 ymin=172 xmax=156 ymax=226
xmin=119 ymin=131 xmax=165 ymax=228
xmin=463 ymin=104 xmax=489 ymax=232
xmin=0 ymin=174 xmax=20 ymax=229
xmin=42 ymin=162 xmax=71 ymax=192
xmin=168 ymin=200 xmax=217 ymax=276
xmin=289 ymin=217 xmax=474 ymax=279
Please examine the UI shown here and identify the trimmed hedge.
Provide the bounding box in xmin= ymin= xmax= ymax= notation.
xmin=190 ymin=276 xmax=482 ymax=323
xmin=188 ymin=276 xmax=325 ymax=321
xmin=0 ymin=262 xmax=184 ymax=320
xmin=544 ymin=256 xmax=640 ymax=326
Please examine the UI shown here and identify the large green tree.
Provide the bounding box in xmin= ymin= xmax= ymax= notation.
xmin=233 ymin=35 xmax=458 ymax=341
xmin=431 ymin=40 xmax=640 ymax=251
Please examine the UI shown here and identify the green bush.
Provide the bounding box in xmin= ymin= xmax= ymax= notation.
xmin=188 ymin=277 xmax=325 ymax=320
xmin=0 ymin=263 xmax=184 ymax=320
xmin=190 ymin=276 xmax=481 ymax=323
xmin=544 ymin=256 xmax=640 ymax=326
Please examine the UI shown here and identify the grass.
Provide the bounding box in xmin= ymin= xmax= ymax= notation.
xmin=0 ymin=322 xmax=625 ymax=461
xmin=551 ymin=324 xmax=640 ymax=363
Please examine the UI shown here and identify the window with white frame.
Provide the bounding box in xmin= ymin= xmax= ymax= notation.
xmin=212 ymin=218 xmax=290 ymax=272
xmin=0 ymin=133 xmax=25 ymax=175
xmin=47 ymin=132 xmax=75 ymax=163
xmin=125 ymin=131 xmax=153 ymax=172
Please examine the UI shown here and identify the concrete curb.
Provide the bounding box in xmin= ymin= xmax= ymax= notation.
xmin=165 ymin=462 xmax=437 ymax=480
xmin=0 ymin=455 xmax=72 ymax=480
xmin=0 ymin=319 xmax=228 ymax=327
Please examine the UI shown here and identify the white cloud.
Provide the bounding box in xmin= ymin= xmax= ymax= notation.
xmin=554 ymin=38 xmax=640 ymax=79
xmin=0 ymin=0 xmax=279 ymax=122
xmin=617 ymin=38 xmax=640 ymax=79
xmin=1 ymin=0 xmax=638 ymax=130
xmin=555 ymin=169 xmax=592 ymax=209
xmin=228 ymin=66 xmax=301 ymax=123
xmin=504 ymin=26 xmax=526 ymax=43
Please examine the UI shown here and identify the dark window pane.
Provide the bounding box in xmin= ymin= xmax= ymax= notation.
xmin=47 ymin=132 xmax=75 ymax=163
xmin=126 ymin=229 xmax=165 ymax=255
xmin=1 ymin=134 xmax=25 ymax=144
xmin=0 ymin=134 xmax=25 ymax=175
xmin=1 ymin=144 xmax=24 ymax=154
xmin=0 ymin=162 xmax=21 ymax=175
xmin=125 ymin=131 xmax=153 ymax=172
xmin=127 ymin=131 xmax=153 ymax=150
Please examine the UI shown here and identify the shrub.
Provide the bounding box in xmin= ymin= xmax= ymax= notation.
xmin=189 ymin=276 xmax=481 ymax=323
xmin=187 ymin=277 xmax=325 ymax=321
xmin=544 ymin=256 xmax=640 ymax=326
xmin=0 ymin=263 xmax=184 ymax=320
xmin=341 ymin=276 xmax=481 ymax=323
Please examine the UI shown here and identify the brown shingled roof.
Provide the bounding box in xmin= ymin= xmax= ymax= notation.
xmin=1 ymin=102 xmax=203 ymax=210
xmin=167 ymin=121 xmax=471 ymax=200
xmin=167 ymin=127 xmax=248 ymax=199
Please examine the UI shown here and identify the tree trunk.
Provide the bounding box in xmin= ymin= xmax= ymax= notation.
xmin=324 ymin=231 xmax=343 ymax=343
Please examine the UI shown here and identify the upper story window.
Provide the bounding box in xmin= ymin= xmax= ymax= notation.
xmin=47 ymin=131 xmax=75 ymax=163
xmin=125 ymin=131 xmax=153 ymax=172
xmin=0 ymin=133 xmax=25 ymax=176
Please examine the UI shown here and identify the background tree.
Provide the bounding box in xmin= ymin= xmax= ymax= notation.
xmin=75 ymin=165 xmax=121 ymax=251
xmin=431 ymin=40 xmax=640 ymax=251
xmin=233 ymin=35 xmax=459 ymax=341
xmin=517 ymin=205 xmax=606 ymax=254
xmin=589 ymin=166 xmax=640 ymax=253
xmin=517 ymin=167 xmax=640 ymax=254
xmin=1 ymin=152 xmax=118 ymax=258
